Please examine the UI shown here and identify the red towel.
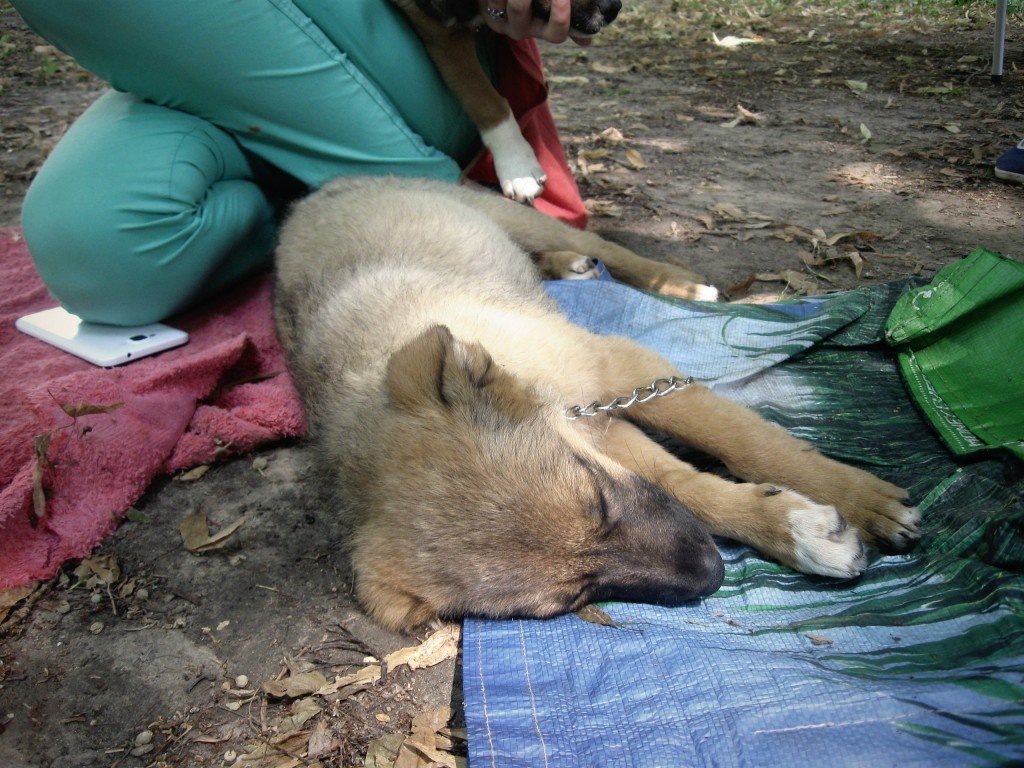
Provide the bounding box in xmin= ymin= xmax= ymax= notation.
xmin=0 ymin=228 xmax=307 ymax=587
xmin=0 ymin=42 xmax=585 ymax=588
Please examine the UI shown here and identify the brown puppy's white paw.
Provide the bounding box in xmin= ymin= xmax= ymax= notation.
xmin=785 ymin=496 xmax=867 ymax=578
xmin=746 ymin=486 xmax=866 ymax=578
xmin=499 ymin=169 xmax=546 ymax=204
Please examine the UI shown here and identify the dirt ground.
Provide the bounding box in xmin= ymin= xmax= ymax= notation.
xmin=0 ymin=1 xmax=1020 ymax=766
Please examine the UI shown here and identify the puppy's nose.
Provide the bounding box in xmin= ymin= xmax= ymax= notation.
xmin=696 ymin=549 xmax=725 ymax=597
xmin=598 ymin=0 xmax=621 ymax=23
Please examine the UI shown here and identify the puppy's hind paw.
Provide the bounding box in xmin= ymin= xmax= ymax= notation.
xmin=536 ymin=251 xmax=601 ymax=280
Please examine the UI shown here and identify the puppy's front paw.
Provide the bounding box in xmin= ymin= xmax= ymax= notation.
xmin=785 ymin=495 xmax=867 ymax=578
xmin=754 ymin=487 xmax=866 ymax=578
xmin=482 ymin=115 xmax=547 ymax=203
xmin=499 ymin=167 xmax=546 ymax=203
xmin=838 ymin=472 xmax=921 ymax=552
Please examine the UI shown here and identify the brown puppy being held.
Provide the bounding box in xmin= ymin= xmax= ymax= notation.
xmin=390 ymin=0 xmax=621 ymax=202
xmin=274 ymin=176 xmax=921 ymax=632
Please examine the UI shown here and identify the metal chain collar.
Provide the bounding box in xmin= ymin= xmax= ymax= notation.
xmin=564 ymin=375 xmax=694 ymax=421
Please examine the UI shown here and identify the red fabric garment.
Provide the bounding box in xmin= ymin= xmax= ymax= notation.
xmin=466 ymin=38 xmax=588 ymax=229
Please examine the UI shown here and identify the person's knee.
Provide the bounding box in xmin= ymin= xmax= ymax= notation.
xmin=21 ymin=93 xmax=275 ymax=326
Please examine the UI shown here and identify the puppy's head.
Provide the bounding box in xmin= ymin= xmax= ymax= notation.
xmin=352 ymin=325 xmax=722 ymax=632
xmin=533 ymin=0 xmax=622 ymax=38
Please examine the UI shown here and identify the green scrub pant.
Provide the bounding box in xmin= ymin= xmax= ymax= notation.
xmin=11 ymin=0 xmax=481 ymax=325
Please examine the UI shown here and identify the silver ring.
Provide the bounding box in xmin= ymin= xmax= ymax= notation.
xmin=486 ymin=6 xmax=508 ymax=21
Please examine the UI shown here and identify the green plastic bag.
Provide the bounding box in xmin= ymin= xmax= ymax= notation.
xmin=886 ymin=248 xmax=1024 ymax=461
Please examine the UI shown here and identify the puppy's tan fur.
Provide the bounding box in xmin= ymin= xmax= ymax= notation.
xmin=274 ymin=177 xmax=921 ymax=632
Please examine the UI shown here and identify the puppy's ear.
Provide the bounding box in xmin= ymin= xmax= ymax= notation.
xmin=386 ymin=325 xmax=454 ymax=412
xmin=386 ymin=325 xmax=496 ymax=413
xmin=440 ymin=339 xmax=494 ymax=406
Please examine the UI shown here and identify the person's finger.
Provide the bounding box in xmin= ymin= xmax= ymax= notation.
xmin=531 ymin=0 xmax=571 ymax=43
xmin=503 ymin=0 xmax=535 ymax=40
xmin=478 ymin=0 xmax=511 ymax=36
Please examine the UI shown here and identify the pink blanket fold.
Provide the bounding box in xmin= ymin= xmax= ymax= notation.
xmin=0 ymin=228 xmax=306 ymax=588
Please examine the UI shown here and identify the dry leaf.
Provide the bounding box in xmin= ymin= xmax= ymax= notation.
xmin=178 ymin=465 xmax=210 ymax=482
xmin=275 ymin=696 xmax=322 ymax=734
xmin=824 ymin=230 xmax=882 ymax=247
xmin=307 ymin=719 xmax=334 ymax=760
xmin=546 ymin=75 xmax=589 ymax=86
xmin=755 ymin=271 xmax=819 ymax=296
xmin=710 ymin=202 xmax=746 ymax=221
xmin=583 ymin=199 xmax=623 ymax=218
xmin=74 ymin=554 xmax=120 ymax=585
xmin=860 ymin=123 xmax=872 ymax=143
xmin=263 ymin=671 xmax=329 ymax=699
xmin=845 ymin=79 xmax=868 ymax=93
xmin=0 ymin=584 xmax=37 ymax=624
xmin=315 ymin=664 xmax=381 ymax=697
xmin=624 ymin=149 xmax=647 ymax=170
xmin=805 ymin=633 xmax=834 ymax=646
xmin=712 ymin=33 xmax=761 ymax=48
xmin=575 ymin=604 xmax=619 ymax=627
xmin=59 ymin=401 xmax=124 ymax=419
xmin=180 ymin=511 xmax=245 ymax=553
xmin=385 ymin=624 xmax=460 ymax=673
xmin=590 ymin=62 xmax=628 ymax=74
xmin=365 ymin=733 xmax=406 ymax=768
xmin=395 ymin=707 xmax=464 ymax=768
xmin=599 ymin=127 xmax=624 ymax=143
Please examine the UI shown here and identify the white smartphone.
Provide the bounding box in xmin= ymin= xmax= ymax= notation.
xmin=15 ymin=306 xmax=189 ymax=367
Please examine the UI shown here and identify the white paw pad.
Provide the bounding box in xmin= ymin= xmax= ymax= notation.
xmin=561 ymin=256 xmax=601 ymax=280
xmin=788 ymin=496 xmax=866 ymax=578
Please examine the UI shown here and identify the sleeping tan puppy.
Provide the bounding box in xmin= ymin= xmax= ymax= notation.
xmin=274 ymin=176 xmax=921 ymax=631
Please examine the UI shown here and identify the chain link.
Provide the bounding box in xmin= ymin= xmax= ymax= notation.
xmin=564 ymin=375 xmax=694 ymax=420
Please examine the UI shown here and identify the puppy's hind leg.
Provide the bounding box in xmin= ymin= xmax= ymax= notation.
xmin=455 ymin=183 xmax=718 ymax=300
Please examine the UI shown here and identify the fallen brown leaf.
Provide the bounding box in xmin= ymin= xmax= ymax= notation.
xmin=805 ymin=633 xmax=834 ymax=646
xmin=180 ymin=510 xmax=245 ymax=553
xmin=0 ymin=584 xmax=37 ymax=624
xmin=315 ymin=663 xmax=381 ymax=697
xmin=365 ymin=732 xmax=406 ymax=768
xmin=624 ymin=148 xmax=647 ymax=169
xmin=73 ymin=554 xmax=120 ymax=585
xmin=58 ymin=401 xmax=124 ymax=419
xmin=385 ymin=624 xmax=460 ymax=673
xmin=274 ymin=696 xmax=322 ymax=733
xmin=177 ymin=465 xmax=210 ymax=482
xmin=263 ymin=670 xmax=329 ymax=699
xmin=575 ymin=604 xmax=619 ymax=627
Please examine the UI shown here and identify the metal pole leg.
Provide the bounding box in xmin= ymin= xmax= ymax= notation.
xmin=992 ymin=0 xmax=1008 ymax=79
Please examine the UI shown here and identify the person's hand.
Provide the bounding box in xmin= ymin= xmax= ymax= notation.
xmin=478 ymin=0 xmax=591 ymax=46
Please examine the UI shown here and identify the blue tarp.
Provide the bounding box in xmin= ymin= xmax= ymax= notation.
xmin=462 ymin=279 xmax=1024 ymax=767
